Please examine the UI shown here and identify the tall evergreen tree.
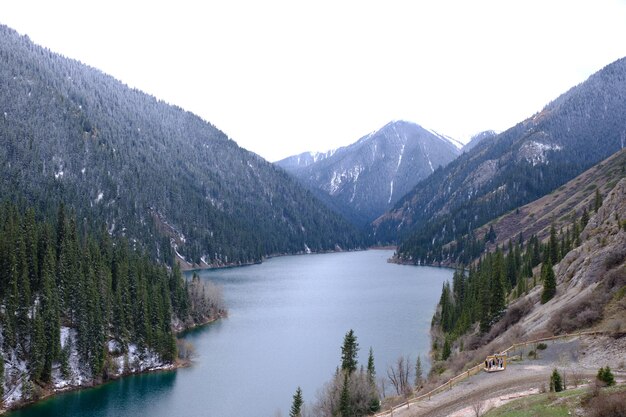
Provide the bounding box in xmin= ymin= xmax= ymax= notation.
xmin=581 ymin=207 xmax=590 ymax=229
xmin=541 ymin=258 xmax=556 ymax=303
xmin=339 ymin=373 xmax=351 ymax=417
xmin=490 ymin=250 xmax=506 ymax=320
xmin=549 ymin=224 xmax=559 ymax=265
xmin=550 ymin=368 xmax=564 ymax=392
xmin=289 ymin=386 xmax=303 ymax=417
xmin=441 ymin=337 xmax=452 ymax=360
xmin=29 ymin=306 xmax=46 ymax=381
xmin=367 ymin=347 xmax=376 ymax=386
xmin=414 ymin=355 xmax=423 ymax=388
xmin=40 ymin=244 xmax=60 ymax=382
xmin=341 ymin=329 xmax=359 ymax=374
xmin=594 ymin=188 xmax=603 ymax=212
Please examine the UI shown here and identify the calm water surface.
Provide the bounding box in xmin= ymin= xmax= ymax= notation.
xmin=9 ymin=250 xmax=451 ymax=417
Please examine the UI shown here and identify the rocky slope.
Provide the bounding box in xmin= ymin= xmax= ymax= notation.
xmin=276 ymin=120 xmax=460 ymax=225
xmin=517 ymin=176 xmax=626 ymax=336
xmin=455 ymin=149 xmax=626 ymax=263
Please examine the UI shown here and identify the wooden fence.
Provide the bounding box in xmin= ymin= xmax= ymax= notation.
xmin=374 ymin=330 xmax=606 ymax=416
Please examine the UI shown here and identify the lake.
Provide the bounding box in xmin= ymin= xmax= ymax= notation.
xmin=8 ymin=250 xmax=451 ymax=417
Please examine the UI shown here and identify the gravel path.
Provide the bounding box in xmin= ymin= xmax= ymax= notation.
xmin=382 ymin=335 xmax=626 ymax=417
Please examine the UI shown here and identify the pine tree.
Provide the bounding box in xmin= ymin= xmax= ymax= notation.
xmin=550 ymin=368 xmax=563 ymax=392
xmin=414 ymin=355 xmax=423 ymax=388
xmin=40 ymin=244 xmax=60 ymax=382
xmin=4 ymin=252 xmax=19 ymax=350
xmin=541 ymin=258 xmax=556 ymax=303
xmin=0 ymin=351 xmax=4 ymax=398
xmin=479 ymin=268 xmax=492 ymax=333
xmin=581 ymin=208 xmax=590 ymax=229
xmin=341 ymin=329 xmax=359 ymax=374
xmin=60 ymin=334 xmax=72 ymax=379
xmin=367 ymin=347 xmax=376 ymax=386
xmin=549 ymin=224 xmax=559 ymax=265
xmin=289 ymin=386 xmax=303 ymax=417
xmin=490 ymin=251 xmax=506 ymax=320
xmin=594 ymin=188 xmax=603 ymax=212
xmin=339 ymin=373 xmax=351 ymax=417
xmin=441 ymin=337 xmax=452 ymax=360
xmin=29 ymin=306 xmax=46 ymax=381
xmin=597 ymin=366 xmax=615 ymax=386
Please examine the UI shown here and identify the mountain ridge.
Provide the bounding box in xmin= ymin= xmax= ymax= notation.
xmin=276 ymin=120 xmax=460 ymax=225
xmin=374 ymin=56 xmax=626 ymax=264
xmin=0 ymin=24 xmax=363 ymax=267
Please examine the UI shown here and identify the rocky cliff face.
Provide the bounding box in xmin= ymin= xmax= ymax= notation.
xmin=559 ymin=178 xmax=626 ymax=288
xmin=504 ymin=178 xmax=626 ymax=338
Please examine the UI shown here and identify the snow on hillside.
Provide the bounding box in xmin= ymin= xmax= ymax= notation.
xmin=2 ymin=326 xmax=174 ymax=409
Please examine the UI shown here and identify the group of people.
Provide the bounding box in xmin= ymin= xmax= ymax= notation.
xmin=484 ymin=356 xmax=505 ymax=371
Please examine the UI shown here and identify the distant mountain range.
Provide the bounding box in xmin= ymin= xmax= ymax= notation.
xmin=374 ymin=56 xmax=626 ymax=264
xmin=0 ymin=24 xmax=362 ymax=267
xmin=276 ymin=120 xmax=461 ymax=225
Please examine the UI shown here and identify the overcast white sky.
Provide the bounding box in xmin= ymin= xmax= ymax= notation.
xmin=3 ymin=1 xmax=626 ymax=161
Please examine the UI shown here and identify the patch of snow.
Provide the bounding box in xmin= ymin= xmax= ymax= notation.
xmin=304 ymin=244 xmax=311 ymax=254
xmin=328 ymin=165 xmax=363 ymax=195
xmin=519 ymin=140 xmax=563 ymax=166
xmin=107 ymin=339 xmax=122 ymax=353
xmin=174 ymin=245 xmax=186 ymax=262
xmin=349 ymin=181 xmax=358 ymax=203
xmin=95 ymin=192 xmax=104 ymax=203
xmin=388 ymin=180 xmax=394 ymax=204
xmin=81 ymin=167 xmax=86 ymax=174
xmin=54 ymin=170 xmax=64 ymax=179
xmin=397 ymin=143 xmax=405 ymax=169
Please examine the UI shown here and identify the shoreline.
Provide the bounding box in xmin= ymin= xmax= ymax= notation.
xmin=0 ymin=361 xmax=183 ymax=415
xmin=178 ymin=246 xmax=371 ymax=272
xmin=0 ymin=315 xmax=224 ymax=415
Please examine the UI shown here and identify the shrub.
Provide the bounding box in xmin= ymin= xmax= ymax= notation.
xmin=548 ymin=291 xmax=604 ymax=334
xmin=597 ymin=366 xmax=615 ymax=386
xmin=604 ymin=249 xmax=626 ymax=270
xmin=550 ymin=368 xmax=564 ymax=392
xmin=537 ymin=342 xmax=548 ymax=350
xmin=586 ymin=390 xmax=626 ymax=417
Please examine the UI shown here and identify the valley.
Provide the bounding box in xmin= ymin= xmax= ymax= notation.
xmin=0 ymin=8 xmax=625 ymax=417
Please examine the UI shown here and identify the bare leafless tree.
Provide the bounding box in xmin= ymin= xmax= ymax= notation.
xmin=472 ymin=399 xmax=485 ymax=417
xmin=176 ymin=339 xmax=196 ymax=360
xmin=188 ymin=275 xmax=225 ymax=322
xmin=312 ymin=370 xmax=379 ymax=417
xmin=379 ymin=376 xmax=387 ymax=399
xmin=387 ymin=355 xmax=412 ymax=397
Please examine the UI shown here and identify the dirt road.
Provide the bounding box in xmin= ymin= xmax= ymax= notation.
xmin=382 ymin=335 xmax=626 ymax=417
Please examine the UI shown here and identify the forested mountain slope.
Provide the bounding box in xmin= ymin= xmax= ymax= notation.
xmin=469 ymin=149 xmax=626 ymax=261
xmin=374 ymin=57 xmax=626 ymax=264
xmin=276 ymin=120 xmax=460 ymax=225
xmin=429 ymin=156 xmax=626 ymax=372
xmin=0 ymin=203 xmax=223 ymax=409
xmin=0 ymin=25 xmax=361 ymax=267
